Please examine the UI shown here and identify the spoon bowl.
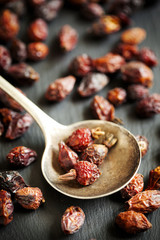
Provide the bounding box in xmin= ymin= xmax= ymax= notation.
xmin=0 ymin=76 xmax=141 ymax=199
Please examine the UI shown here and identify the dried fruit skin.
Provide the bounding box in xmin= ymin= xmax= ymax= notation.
xmin=7 ymin=146 xmax=37 ymax=167
xmin=58 ymin=25 xmax=78 ymax=52
xmin=27 ymin=42 xmax=49 ymax=61
xmin=136 ymin=94 xmax=160 ymax=118
xmin=5 ymin=0 xmax=26 ymax=17
xmin=113 ymin=43 xmax=139 ymax=60
xmin=80 ymin=144 xmax=108 ymax=166
xmin=121 ymin=61 xmax=153 ymax=88
xmin=121 ymin=173 xmax=144 ymax=199
xmin=28 ymin=18 xmax=48 ymax=42
xmin=61 ymin=206 xmax=85 ymax=234
xmin=81 ymin=3 xmax=104 ymax=20
xmin=8 ymin=63 xmax=40 ymax=84
xmin=147 ymin=166 xmax=160 ymax=190
xmin=0 ymin=171 xmax=27 ymax=193
xmin=78 ymin=73 xmax=109 ymax=97
xmin=0 ymin=45 xmax=11 ymax=72
xmin=15 ymin=187 xmax=45 ymax=210
xmin=115 ymin=211 xmax=152 ymax=234
xmin=107 ymin=87 xmax=127 ymax=106
xmin=10 ymin=38 xmax=27 ymax=62
xmin=91 ymin=95 xmax=115 ymax=121
xmin=0 ymin=190 xmax=14 ymax=225
xmin=66 ymin=128 xmax=93 ymax=152
xmin=70 ymin=54 xmax=93 ymax=77
xmin=137 ymin=47 xmax=158 ymax=67
xmin=0 ymin=9 xmax=19 ymax=41
xmin=127 ymin=84 xmax=149 ymax=101
xmin=45 ymin=75 xmax=76 ymax=101
xmin=58 ymin=141 xmax=79 ymax=171
xmin=93 ymin=53 xmax=125 ymax=73
xmin=121 ymin=27 xmax=146 ymax=45
xmin=126 ymin=190 xmax=160 ymax=213
xmin=135 ymin=135 xmax=149 ymax=157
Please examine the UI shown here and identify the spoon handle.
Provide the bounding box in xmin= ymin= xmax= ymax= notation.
xmin=0 ymin=76 xmax=63 ymax=138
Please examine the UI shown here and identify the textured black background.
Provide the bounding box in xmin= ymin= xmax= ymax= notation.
xmin=0 ymin=2 xmax=160 ymax=240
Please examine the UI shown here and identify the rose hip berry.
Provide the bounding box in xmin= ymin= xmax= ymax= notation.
xmin=45 ymin=75 xmax=76 ymax=101
xmin=58 ymin=25 xmax=78 ymax=52
xmin=28 ymin=18 xmax=48 ymax=42
xmin=27 ymin=42 xmax=49 ymax=61
xmin=135 ymin=135 xmax=149 ymax=157
xmin=58 ymin=141 xmax=79 ymax=172
xmin=61 ymin=206 xmax=85 ymax=234
xmin=127 ymin=84 xmax=149 ymax=101
xmin=81 ymin=3 xmax=104 ymax=20
xmin=147 ymin=166 xmax=160 ymax=190
xmin=137 ymin=47 xmax=158 ymax=67
xmin=121 ymin=27 xmax=146 ymax=45
xmin=10 ymin=38 xmax=27 ymax=62
xmin=113 ymin=43 xmax=139 ymax=60
xmin=107 ymin=87 xmax=127 ymax=106
xmin=0 ymin=45 xmax=11 ymax=72
xmin=0 ymin=190 xmax=14 ymax=225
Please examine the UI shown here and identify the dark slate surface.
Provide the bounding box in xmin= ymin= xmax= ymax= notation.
xmin=0 ymin=2 xmax=160 ymax=240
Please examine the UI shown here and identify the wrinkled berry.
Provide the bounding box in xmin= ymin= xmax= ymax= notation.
xmin=127 ymin=84 xmax=149 ymax=101
xmin=0 ymin=190 xmax=14 ymax=225
xmin=113 ymin=43 xmax=138 ymax=60
xmin=107 ymin=87 xmax=127 ymax=106
xmin=10 ymin=38 xmax=27 ymax=62
xmin=28 ymin=18 xmax=48 ymax=42
xmin=81 ymin=3 xmax=104 ymax=20
xmin=135 ymin=135 xmax=149 ymax=157
xmin=147 ymin=166 xmax=160 ymax=190
xmin=137 ymin=47 xmax=158 ymax=67
xmin=27 ymin=42 xmax=49 ymax=61
xmin=0 ymin=45 xmax=11 ymax=72
xmin=121 ymin=27 xmax=146 ymax=45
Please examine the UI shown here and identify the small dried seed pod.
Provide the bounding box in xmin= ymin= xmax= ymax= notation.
xmin=113 ymin=43 xmax=139 ymax=60
xmin=91 ymin=127 xmax=105 ymax=139
xmin=147 ymin=166 xmax=160 ymax=190
xmin=107 ymin=87 xmax=127 ymax=106
xmin=10 ymin=38 xmax=27 ymax=62
xmin=81 ymin=3 xmax=104 ymax=20
xmin=135 ymin=135 xmax=149 ymax=157
xmin=137 ymin=47 xmax=158 ymax=67
xmin=28 ymin=18 xmax=48 ymax=42
xmin=27 ymin=42 xmax=49 ymax=61
xmin=127 ymin=84 xmax=149 ymax=101
xmin=121 ymin=27 xmax=146 ymax=45
xmin=0 ymin=190 xmax=14 ymax=225
xmin=0 ymin=45 xmax=12 ymax=72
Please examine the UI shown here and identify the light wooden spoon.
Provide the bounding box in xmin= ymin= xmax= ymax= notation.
xmin=0 ymin=76 xmax=141 ymax=199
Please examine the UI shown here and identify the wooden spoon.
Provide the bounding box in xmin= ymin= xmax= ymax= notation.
xmin=0 ymin=76 xmax=141 ymax=199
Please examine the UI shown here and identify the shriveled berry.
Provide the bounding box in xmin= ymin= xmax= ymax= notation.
xmin=121 ymin=61 xmax=153 ymax=88
xmin=0 ymin=9 xmax=19 ymax=41
xmin=8 ymin=63 xmax=40 ymax=84
xmin=15 ymin=187 xmax=45 ymax=210
xmin=27 ymin=42 xmax=49 ymax=61
xmin=0 ymin=45 xmax=11 ymax=72
xmin=10 ymin=38 xmax=27 ymax=62
xmin=78 ymin=73 xmax=109 ymax=97
xmin=61 ymin=206 xmax=85 ymax=234
xmin=66 ymin=128 xmax=93 ymax=152
xmin=107 ymin=87 xmax=127 ymax=106
xmin=137 ymin=47 xmax=158 ymax=67
xmin=45 ymin=75 xmax=76 ymax=101
xmin=113 ymin=43 xmax=139 ymax=60
xmin=80 ymin=144 xmax=108 ymax=166
xmin=121 ymin=173 xmax=144 ymax=199
xmin=0 ymin=171 xmax=27 ymax=194
xmin=121 ymin=27 xmax=146 ymax=45
xmin=147 ymin=166 xmax=160 ymax=190
xmin=69 ymin=54 xmax=93 ymax=77
xmin=127 ymin=84 xmax=149 ymax=101
xmin=81 ymin=3 xmax=104 ymax=20
xmin=93 ymin=53 xmax=125 ymax=73
xmin=135 ymin=135 xmax=149 ymax=157
xmin=28 ymin=18 xmax=48 ymax=42
xmin=5 ymin=0 xmax=26 ymax=17
xmin=58 ymin=25 xmax=78 ymax=52
xmin=58 ymin=141 xmax=79 ymax=172
xmin=7 ymin=146 xmax=37 ymax=167
xmin=0 ymin=190 xmax=14 ymax=225
xmin=136 ymin=94 xmax=160 ymax=118
xmin=91 ymin=95 xmax=115 ymax=121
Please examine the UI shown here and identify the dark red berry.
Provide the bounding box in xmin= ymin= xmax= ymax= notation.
xmin=0 ymin=190 xmax=14 ymax=225
xmin=137 ymin=47 xmax=158 ymax=67
xmin=0 ymin=45 xmax=11 ymax=72
xmin=28 ymin=18 xmax=48 ymax=42
xmin=27 ymin=42 xmax=49 ymax=61
xmin=107 ymin=87 xmax=127 ymax=106
xmin=135 ymin=135 xmax=149 ymax=157
xmin=127 ymin=84 xmax=149 ymax=101
xmin=81 ymin=3 xmax=104 ymax=20
xmin=113 ymin=43 xmax=138 ymax=60
xmin=10 ymin=38 xmax=27 ymax=62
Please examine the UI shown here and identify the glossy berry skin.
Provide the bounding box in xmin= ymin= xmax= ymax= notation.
xmin=0 ymin=45 xmax=12 ymax=72
xmin=135 ymin=135 xmax=149 ymax=157
xmin=28 ymin=18 xmax=48 ymax=42
xmin=10 ymin=38 xmax=27 ymax=62
xmin=61 ymin=206 xmax=85 ymax=234
xmin=107 ymin=87 xmax=127 ymax=106
xmin=27 ymin=42 xmax=49 ymax=61
xmin=66 ymin=128 xmax=93 ymax=152
xmin=127 ymin=84 xmax=149 ymax=101
xmin=0 ymin=190 xmax=14 ymax=225
xmin=137 ymin=47 xmax=158 ymax=67
xmin=121 ymin=27 xmax=146 ymax=45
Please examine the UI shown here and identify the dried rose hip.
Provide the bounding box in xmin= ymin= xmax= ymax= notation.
xmin=127 ymin=84 xmax=149 ymax=101
xmin=135 ymin=135 xmax=149 ymax=157
xmin=0 ymin=45 xmax=12 ymax=72
xmin=15 ymin=187 xmax=45 ymax=210
xmin=27 ymin=42 xmax=49 ymax=61
xmin=136 ymin=94 xmax=160 ymax=118
xmin=0 ymin=9 xmax=19 ymax=41
xmin=61 ymin=206 xmax=85 ymax=234
xmin=147 ymin=166 xmax=160 ymax=190
xmin=81 ymin=3 xmax=104 ymax=20
xmin=0 ymin=88 xmax=24 ymax=112
xmin=10 ymin=38 xmax=27 ymax=62
xmin=115 ymin=211 xmax=152 ymax=234
xmin=5 ymin=0 xmax=26 ymax=17
xmin=28 ymin=18 xmax=48 ymax=42
xmin=91 ymin=95 xmax=115 ymax=121
xmin=0 ymin=190 xmax=14 ymax=225
xmin=58 ymin=141 xmax=79 ymax=172
xmin=7 ymin=146 xmax=37 ymax=167
xmin=45 ymin=75 xmax=76 ymax=101
xmin=0 ymin=171 xmax=27 ymax=193
xmin=107 ymin=87 xmax=127 ymax=106
xmin=78 ymin=73 xmax=109 ymax=97
xmin=59 ymin=161 xmax=101 ymax=186
xmin=137 ymin=47 xmax=158 ymax=67
xmin=121 ymin=27 xmax=146 ymax=45
xmin=69 ymin=54 xmax=93 ymax=77
xmin=8 ymin=63 xmax=40 ymax=84
xmin=121 ymin=173 xmax=144 ymax=199
xmin=125 ymin=190 xmax=160 ymax=213
xmin=58 ymin=25 xmax=78 ymax=52
xmin=90 ymin=15 xmax=121 ymax=36
xmin=113 ymin=43 xmax=139 ymax=60
xmin=121 ymin=61 xmax=153 ymax=88
xmin=80 ymin=144 xmax=108 ymax=166
xmin=93 ymin=53 xmax=125 ymax=74
xmin=66 ymin=128 xmax=93 ymax=152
